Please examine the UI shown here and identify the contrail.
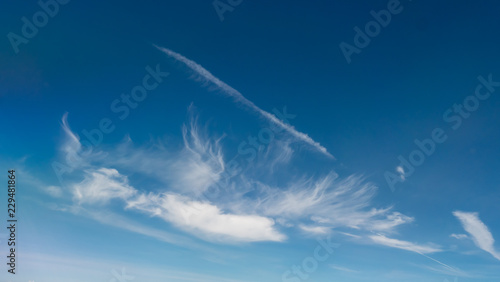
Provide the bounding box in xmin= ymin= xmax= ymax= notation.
xmin=416 ymin=251 xmax=461 ymax=274
xmin=369 ymin=230 xmax=462 ymax=276
xmin=154 ymin=44 xmax=334 ymax=159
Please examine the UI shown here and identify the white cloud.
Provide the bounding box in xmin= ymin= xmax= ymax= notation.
xmin=396 ymin=166 xmax=405 ymax=181
xmin=72 ymin=168 xmax=136 ymax=205
xmin=299 ymin=225 xmax=330 ymax=235
xmin=330 ymin=265 xmax=358 ymax=273
xmin=275 ymin=218 xmax=293 ymax=228
xmin=69 ymin=165 xmax=285 ymax=242
xmin=453 ymin=211 xmax=500 ymax=261
xmin=365 ymin=211 xmax=414 ymax=232
xmin=55 ymin=113 xmax=291 ymax=243
xmin=450 ymin=233 xmax=468 ymax=240
xmin=54 ymin=112 xmax=413 ymax=245
xmin=338 ymin=232 xmax=361 ymax=239
xmin=44 ymin=185 xmax=63 ymax=197
xmin=126 ymin=193 xmax=286 ymax=242
xmin=264 ymin=139 xmax=295 ymax=173
xmin=370 ymin=235 xmax=442 ymax=254
xmin=60 ymin=112 xmax=82 ymax=158
xmin=250 ymin=174 xmax=413 ymax=233
xmin=172 ymin=114 xmax=225 ymax=196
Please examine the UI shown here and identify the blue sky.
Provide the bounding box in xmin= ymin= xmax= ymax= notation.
xmin=1 ymin=0 xmax=500 ymax=281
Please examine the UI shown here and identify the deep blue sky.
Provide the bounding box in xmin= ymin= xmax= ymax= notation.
xmin=1 ymin=1 xmax=500 ymax=281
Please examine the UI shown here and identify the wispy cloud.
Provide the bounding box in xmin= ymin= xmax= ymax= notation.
xmin=330 ymin=265 xmax=359 ymax=273
xmin=416 ymin=264 xmax=471 ymax=279
xmin=73 ymin=168 xmax=136 ymax=205
xmin=369 ymin=234 xmax=442 ymax=254
xmin=51 ymin=204 xmax=206 ymax=249
xmin=63 ymin=165 xmax=286 ymax=242
xmin=450 ymin=233 xmax=468 ymax=240
xmin=55 ymin=114 xmax=286 ymax=243
xmin=126 ymin=193 xmax=286 ymax=242
xmin=249 ymin=174 xmax=413 ymax=234
xmin=153 ymin=45 xmax=333 ymax=158
xmin=44 ymin=185 xmax=63 ymax=198
xmin=337 ymin=232 xmax=361 ymax=239
xmin=453 ymin=211 xmax=500 ymax=261
xmin=368 ymin=234 xmax=464 ymax=275
xmin=396 ymin=166 xmax=405 ymax=181
xmin=299 ymin=224 xmax=330 ymax=235
xmin=52 ymin=111 xmax=412 ymax=245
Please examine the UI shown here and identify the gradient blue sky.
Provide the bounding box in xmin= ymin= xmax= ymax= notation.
xmin=1 ymin=0 xmax=500 ymax=281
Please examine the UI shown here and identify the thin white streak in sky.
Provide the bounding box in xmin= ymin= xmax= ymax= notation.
xmin=154 ymin=45 xmax=333 ymax=159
